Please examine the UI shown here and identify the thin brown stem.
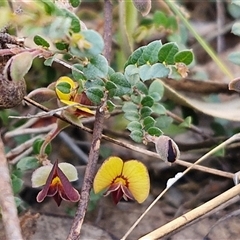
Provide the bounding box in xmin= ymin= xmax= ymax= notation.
xmin=0 ymin=131 xmax=23 ymax=240
xmin=103 ymin=0 xmax=113 ymax=62
xmin=67 ymin=104 xmax=105 ymax=239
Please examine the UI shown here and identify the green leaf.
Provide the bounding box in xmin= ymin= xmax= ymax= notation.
xmin=15 ymin=197 xmax=23 ymax=208
xmin=174 ymin=50 xmax=194 ymax=65
xmin=127 ymin=121 xmax=142 ymax=131
xmin=110 ymin=72 xmax=131 ymax=96
xmin=56 ymin=82 xmax=71 ymax=94
xmin=155 ymin=116 xmax=173 ymax=129
xmin=34 ymin=35 xmax=50 ymax=48
xmin=149 ymin=92 xmax=161 ymax=102
xmin=142 ymin=40 xmax=162 ymax=64
xmin=139 ymin=64 xmax=151 ymax=81
xmin=124 ymin=65 xmax=140 ymax=85
xmin=166 ymin=16 xmax=178 ymax=31
xmin=86 ymin=87 xmax=104 ymax=104
xmin=122 ymin=102 xmax=138 ymax=113
xmin=70 ymin=0 xmax=81 ymax=8
xmin=105 ymin=81 xmax=117 ymax=97
xmin=82 ymin=30 xmax=104 ymax=56
xmin=55 ymin=41 xmax=69 ymax=50
xmin=139 ymin=63 xmax=170 ymax=81
xmin=125 ymin=46 xmax=145 ymax=67
xmin=141 ymin=95 xmax=154 ymax=107
xmin=131 ymin=94 xmax=142 ymax=104
xmin=61 ymin=9 xmax=81 ymax=33
xmin=33 ymin=138 xmax=52 ymax=155
xmin=130 ymin=130 xmax=143 ymax=143
xmin=11 ymin=174 xmax=23 ymax=194
xmin=147 ymin=127 xmax=162 ymax=136
xmin=179 ymin=116 xmax=192 ymax=128
xmin=227 ymin=3 xmax=240 ymax=18
xmin=152 ymin=103 xmax=166 ymax=115
xmin=232 ymin=0 xmax=240 ymax=6
xmin=228 ymin=52 xmax=240 ymax=65
xmin=135 ymin=81 xmax=148 ymax=94
xmin=106 ymin=100 xmax=115 ymax=112
xmin=232 ymin=22 xmax=240 ymax=36
xmin=150 ymin=63 xmax=170 ymax=78
xmin=153 ymin=11 xmax=168 ymax=27
xmin=213 ymin=148 xmax=225 ymax=157
xmin=158 ymin=42 xmax=179 ymax=64
xmin=143 ymin=116 xmax=155 ymax=130
xmin=85 ymin=78 xmax=105 ymax=89
xmin=72 ymin=64 xmax=85 ymax=81
xmin=83 ymin=55 xmax=108 ymax=79
xmin=17 ymin=157 xmax=40 ymax=171
xmin=140 ymin=106 xmax=153 ymax=118
xmin=42 ymin=0 xmax=57 ymax=14
xmin=124 ymin=111 xmax=140 ymax=121
xmin=46 ymin=17 xmax=72 ymax=39
xmin=108 ymin=67 xmax=115 ymax=77
xmin=44 ymin=57 xmax=54 ymax=66
xmin=148 ymin=79 xmax=164 ymax=100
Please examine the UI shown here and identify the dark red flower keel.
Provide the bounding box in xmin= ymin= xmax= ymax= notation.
xmin=36 ymin=160 xmax=80 ymax=206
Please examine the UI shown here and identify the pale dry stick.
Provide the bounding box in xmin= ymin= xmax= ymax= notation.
xmin=5 ymin=123 xmax=55 ymax=138
xmin=173 ymin=194 xmax=240 ymax=235
xmin=0 ymin=133 xmax=23 ymax=240
xmin=121 ymin=133 xmax=240 ymax=240
xmin=140 ymin=184 xmax=240 ymax=240
xmin=9 ymin=104 xmax=80 ymax=119
xmin=6 ymin=135 xmax=44 ymax=164
xmin=9 ymin=147 xmax=33 ymax=165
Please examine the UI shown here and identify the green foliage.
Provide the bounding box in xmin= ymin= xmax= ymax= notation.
xmin=33 ymin=138 xmax=52 ymax=155
xmin=228 ymin=14 xmax=240 ymax=65
xmin=11 ymin=174 xmax=24 ymax=194
xmin=121 ymin=39 xmax=194 ymax=142
xmin=34 ymin=35 xmax=50 ymax=48
xmin=153 ymin=11 xmax=178 ymax=31
xmin=17 ymin=157 xmax=40 ymax=171
xmin=70 ymin=0 xmax=81 ymax=8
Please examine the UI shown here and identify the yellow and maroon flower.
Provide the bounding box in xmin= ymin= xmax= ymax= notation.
xmin=93 ymin=156 xmax=150 ymax=204
xmin=31 ymin=160 xmax=80 ymax=206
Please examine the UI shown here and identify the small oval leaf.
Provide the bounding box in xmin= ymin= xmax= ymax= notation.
xmin=34 ymin=35 xmax=50 ymax=48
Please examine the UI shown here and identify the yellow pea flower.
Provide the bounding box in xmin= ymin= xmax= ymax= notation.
xmin=93 ymin=156 xmax=150 ymax=204
xmin=55 ymin=76 xmax=94 ymax=117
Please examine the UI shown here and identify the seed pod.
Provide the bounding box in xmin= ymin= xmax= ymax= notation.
xmin=146 ymin=134 xmax=180 ymax=163
xmin=229 ymin=77 xmax=240 ymax=93
xmin=132 ymin=0 xmax=151 ymax=16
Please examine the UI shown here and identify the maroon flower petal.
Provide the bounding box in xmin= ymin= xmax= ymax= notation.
xmin=53 ymin=192 xmax=63 ymax=206
xmin=36 ymin=161 xmax=59 ymax=202
xmin=59 ymin=188 xmax=80 ymax=202
xmin=111 ymin=187 xmax=124 ymax=204
xmin=121 ymin=185 xmax=134 ymax=201
xmin=47 ymin=183 xmax=59 ymax=197
xmin=56 ymin=163 xmax=80 ymax=202
xmin=104 ymin=183 xmax=121 ymax=197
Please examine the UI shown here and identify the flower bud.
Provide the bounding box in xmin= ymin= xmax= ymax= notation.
xmin=146 ymin=134 xmax=180 ymax=163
